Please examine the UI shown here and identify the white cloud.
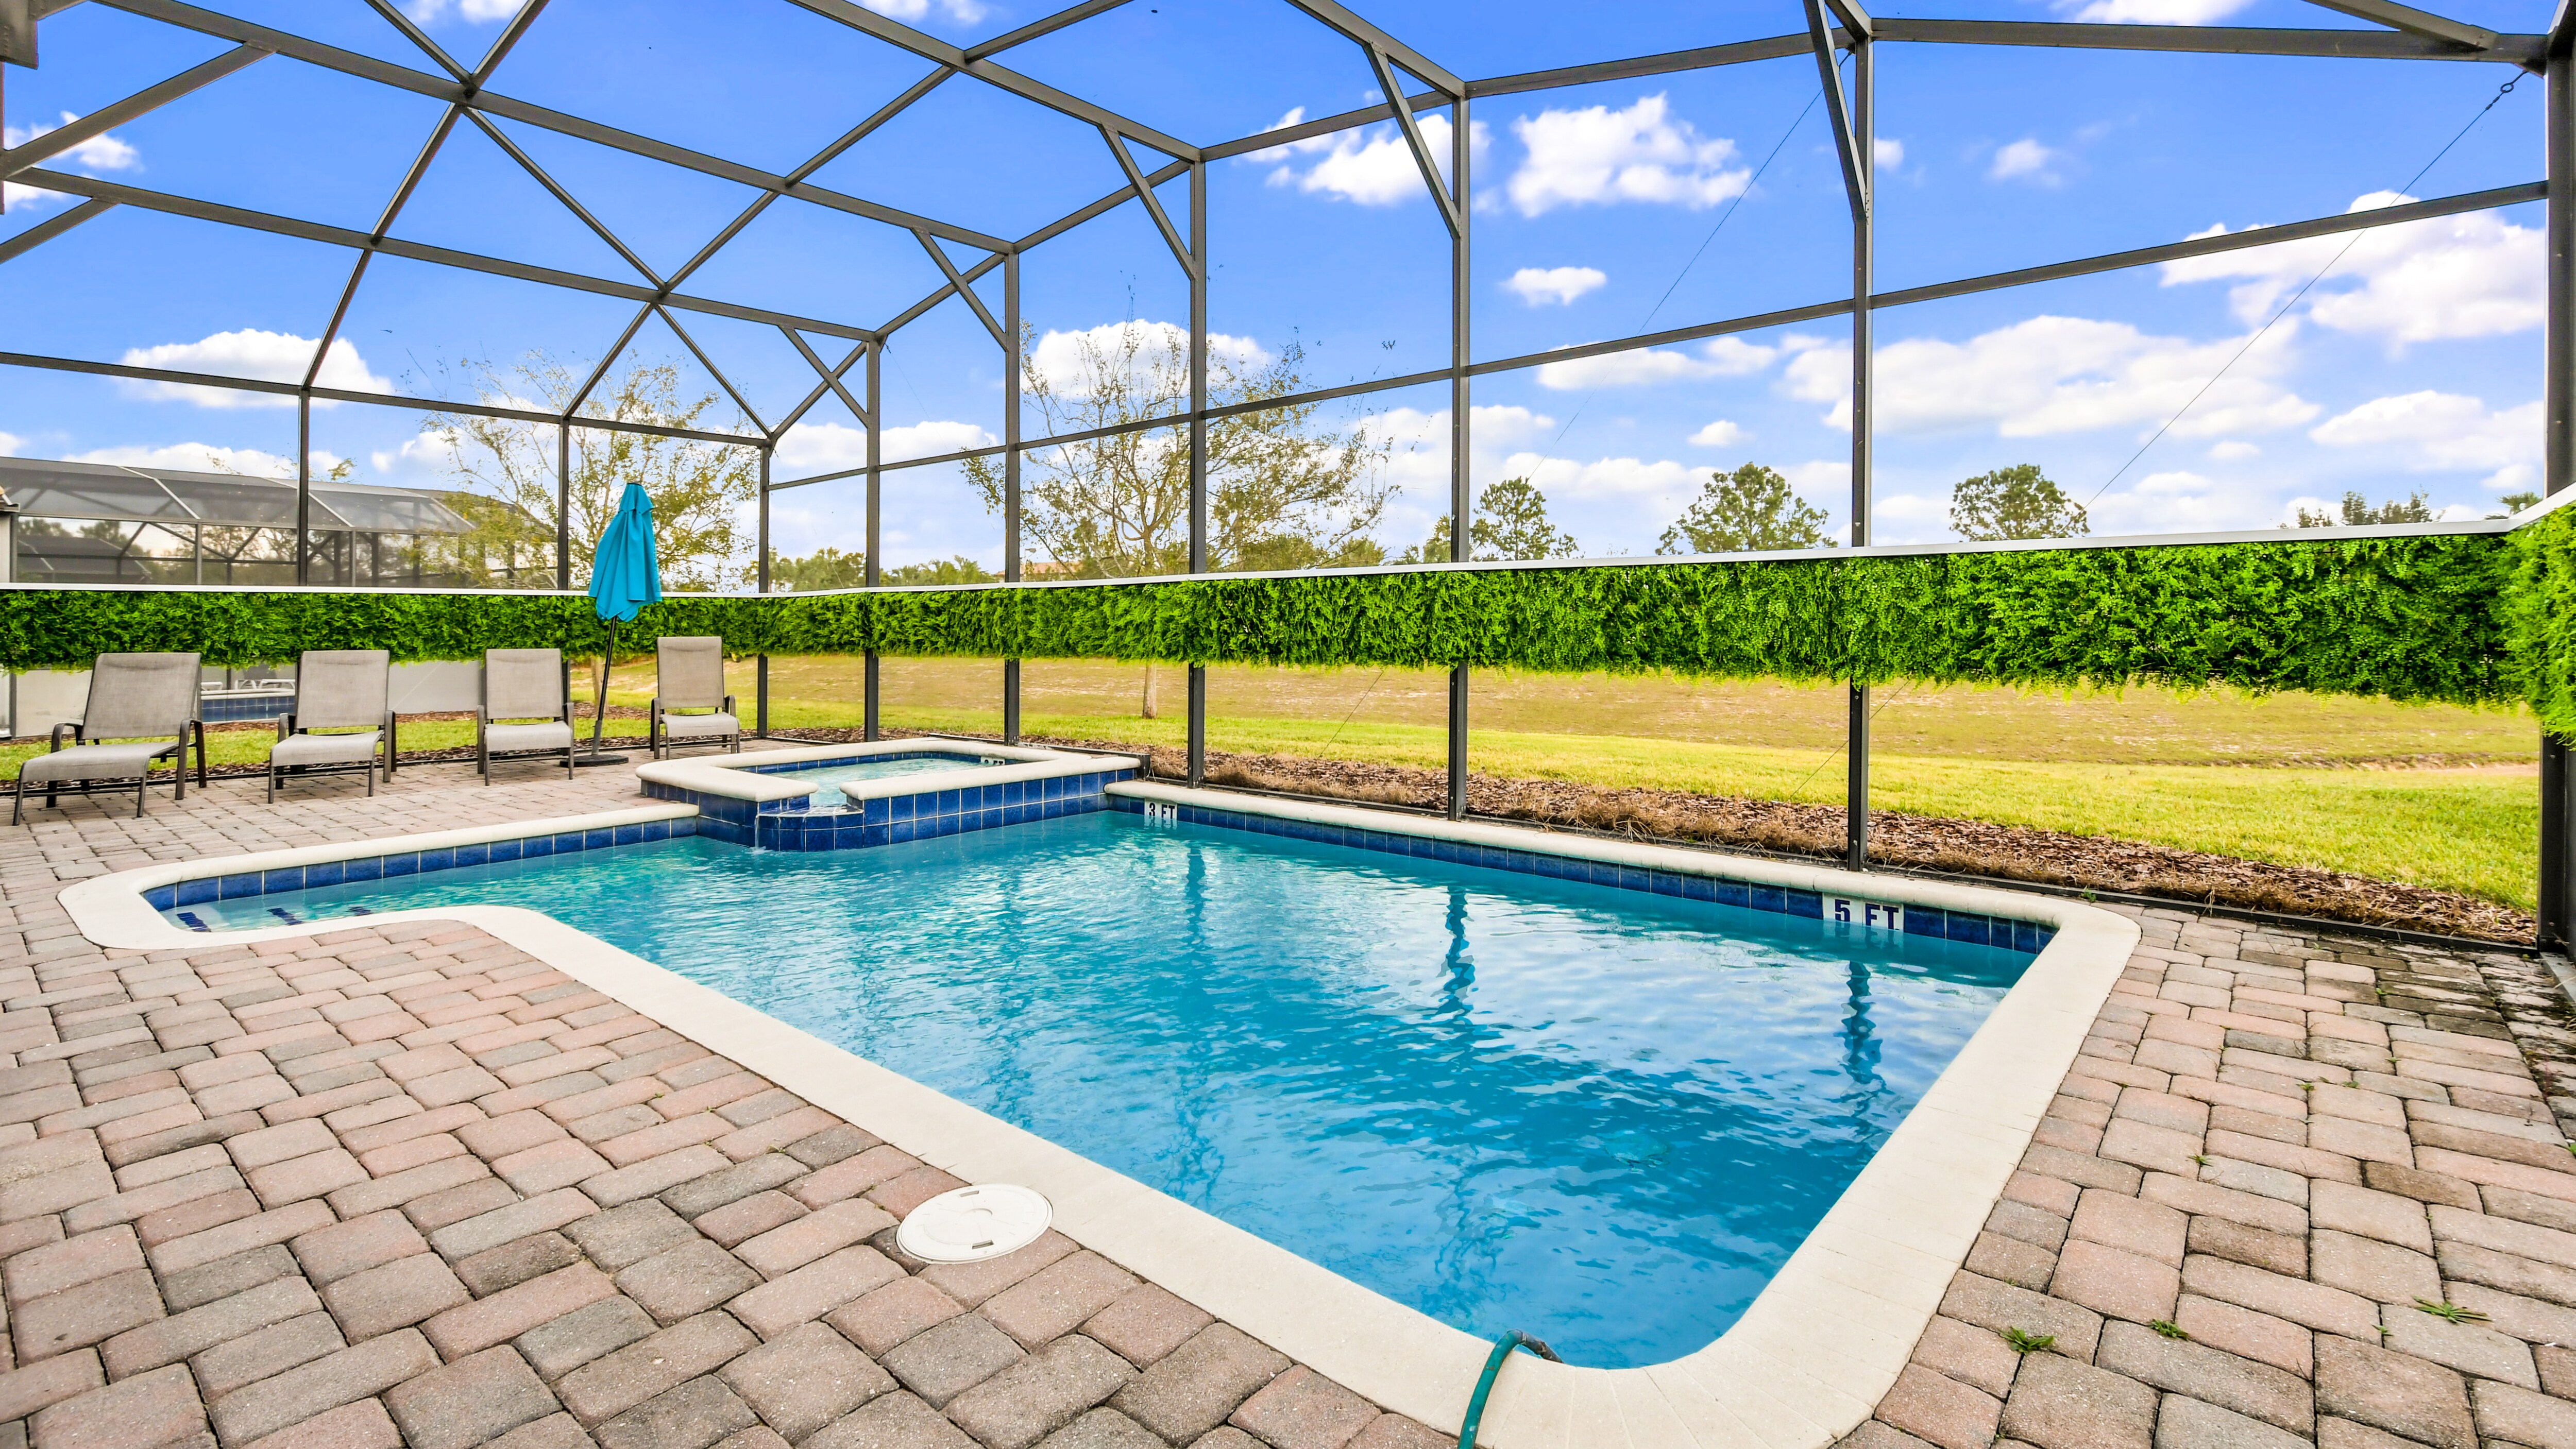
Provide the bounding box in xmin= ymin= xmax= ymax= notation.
xmin=1024 ymin=319 xmax=1267 ymax=395
xmin=1501 ymin=451 xmax=1698 ymax=500
xmin=2136 ymin=469 xmax=2214 ymax=495
xmin=1786 ymin=314 xmax=2317 ymax=439
xmin=3 ymin=109 xmax=141 ymax=211
xmin=70 ymin=443 xmax=300 ymax=477
xmin=2063 ymin=0 xmax=2256 ymax=21
xmin=1989 ymin=138 xmax=2062 ymax=184
xmin=116 ymin=330 xmax=392 ymax=408
xmin=1503 ymin=266 xmax=1607 ymax=307
xmin=2207 ymin=440 xmax=2260 ymax=461
xmin=1872 ymin=138 xmax=1904 ymax=169
xmin=2308 ymin=391 xmax=2539 ymax=475
xmin=401 ymin=0 xmax=527 ymax=21
xmin=2160 ymin=191 xmax=2543 ymax=348
xmin=859 ymin=0 xmax=988 ymax=21
xmin=0 ymin=431 xmax=21 ymax=456
xmin=1505 ymin=95 xmax=1749 ymax=217
xmin=774 ymin=419 xmax=999 ymax=472
xmin=1534 ymin=336 xmax=1776 ymax=389
xmin=1687 ymin=419 xmax=1748 ymax=448
xmin=1257 ymin=113 xmax=1488 ymax=209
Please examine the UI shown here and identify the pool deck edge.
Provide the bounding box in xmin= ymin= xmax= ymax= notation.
xmin=55 ymin=787 xmax=2140 ymax=1449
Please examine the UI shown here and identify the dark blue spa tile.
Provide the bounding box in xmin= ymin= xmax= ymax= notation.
xmin=890 ymin=820 xmax=916 ymax=844
xmin=488 ymin=838 xmax=522 ymax=862
xmin=2014 ymin=922 xmax=2047 ymax=954
xmin=343 ymin=855 xmax=382 ymax=883
xmin=1785 ymin=890 xmax=1823 ymax=919
xmin=176 ymin=876 xmax=218 ymax=907
xmin=584 ymin=829 xmax=614 ymax=850
xmin=1749 ymin=884 xmax=1785 ymax=915
xmin=218 ymin=872 xmax=263 ymax=899
xmin=865 ymin=798 xmax=890 ymax=825
xmin=1714 ymin=879 xmax=1750 ymax=909
xmin=453 ymin=843 xmax=489 ymax=868
xmin=1682 ymin=876 xmax=1717 ymax=902
xmin=521 ymin=834 xmax=553 ymax=859
xmin=1650 ymin=871 xmax=1684 ymax=897
xmin=306 ymin=860 xmax=345 ymax=889
xmin=614 ymin=825 xmax=644 ymax=846
xmin=698 ymin=821 xmax=751 ymax=846
xmin=380 ymin=853 xmax=420 ymax=879
xmin=1904 ymin=907 xmax=1945 ymax=938
xmin=419 ymin=848 xmax=455 ymax=874
xmin=643 ymin=821 xmax=671 ymax=842
xmin=555 ymin=832 xmax=587 ymax=855
xmin=861 ymin=825 xmax=889 ymax=848
xmin=1946 ymin=914 xmax=1992 ymax=947
xmin=144 ymin=886 xmax=176 ymax=911
xmin=261 ymin=866 xmax=304 ymax=893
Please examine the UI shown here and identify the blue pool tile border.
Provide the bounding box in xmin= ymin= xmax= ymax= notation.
xmin=643 ymin=766 xmax=1135 ymax=850
xmin=1116 ymin=797 xmax=2054 ymax=957
xmin=141 ymin=815 xmax=697 ymax=914
xmin=737 ymin=746 xmax=1008 ymax=780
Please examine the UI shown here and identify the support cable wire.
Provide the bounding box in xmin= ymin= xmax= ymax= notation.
xmin=1545 ymin=61 xmax=1839 ymax=452
xmin=2087 ymin=71 xmax=2529 ymax=505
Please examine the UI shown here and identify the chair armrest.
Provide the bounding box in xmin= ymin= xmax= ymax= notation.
xmin=47 ymin=722 xmax=78 ymax=753
xmin=278 ymin=713 xmax=297 ymax=742
xmin=723 ymin=695 xmax=737 ymax=715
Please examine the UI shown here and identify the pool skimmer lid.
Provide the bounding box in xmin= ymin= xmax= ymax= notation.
xmin=897 ymin=1184 xmax=1052 ymax=1263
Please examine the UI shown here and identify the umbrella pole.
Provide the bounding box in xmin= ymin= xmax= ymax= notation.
xmin=591 ymin=620 xmax=615 ymax=756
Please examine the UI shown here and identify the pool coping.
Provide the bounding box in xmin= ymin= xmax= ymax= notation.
xmin=56 ymin=786 xmax=2138 ymax=1449
xmin=634 ymin=736 xmax=1126 ymax=806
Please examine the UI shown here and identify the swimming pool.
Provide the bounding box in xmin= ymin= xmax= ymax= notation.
xmin=164 ymin=807 xmax=2032 ymax=1368
xmin=748 ymin=751 xmax=1001 ymax=810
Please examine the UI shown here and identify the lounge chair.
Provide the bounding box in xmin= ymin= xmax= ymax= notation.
xmin=13 ymin=652 xmax=207 ymax=823
xmin=267 ymin=650 xmax=393 ymax=802
xmin=648 ymin=636 xmax=741 ymax=759
xmin=477 ymin=649 xmax=576 ymax=783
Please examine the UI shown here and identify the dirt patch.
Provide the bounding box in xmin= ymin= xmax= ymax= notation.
xmin=762 ymin=725 xmax=2536 ymax=946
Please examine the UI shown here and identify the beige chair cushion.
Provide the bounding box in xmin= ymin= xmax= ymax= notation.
xmin=662 ymin=711 xmax=740 ymax=739
xmin=486 ymin=722 xmax=574 ymax=753
xmin=21 ymin=742 xmax=176 ymax=783
xmin=273 ymin=730 xmax=380 ymax=768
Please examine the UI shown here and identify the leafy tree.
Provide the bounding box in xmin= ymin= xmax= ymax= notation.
xmin=2498 ymin=490 xmax=2541 ymax=517
xmin=963 ymin=318 xmax=1392 ymax=579
xmin=1950 ymin=465 xmax=2090 ymax=541
xmin=2293 ymin=491 xmax=2434 ymax=528
xmin=962 ymin=317 xmax=1392 ymax=717
xmin=424 ymin=354 xmax=757 ymax=590
xmin=765 ymin=550 xmax=995 ymax=591
xmin=1656 ymin=463 xmax=1834 ymax=554
xmin=1402 ymin=477 xmax=1580 ymax=562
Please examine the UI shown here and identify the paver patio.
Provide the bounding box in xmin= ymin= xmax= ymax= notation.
xmin=0 ymin=747 xmax=2567 ymax=1449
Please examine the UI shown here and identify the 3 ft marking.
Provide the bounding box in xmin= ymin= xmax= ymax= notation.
xmin=1142 ymin=802 xmax=1179 ymax=825
xmin=1828 ymin=896 xmax=1904 ymax=934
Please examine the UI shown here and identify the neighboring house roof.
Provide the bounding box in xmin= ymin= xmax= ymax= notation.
xmin=0 ymin=455 xmax=513 ymax=536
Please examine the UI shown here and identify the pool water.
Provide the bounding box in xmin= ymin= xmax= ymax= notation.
xmin=754 ymin=751 xmax=996 ymax=809
xmin=173 ymin=813 xmax=2029 ymax=1367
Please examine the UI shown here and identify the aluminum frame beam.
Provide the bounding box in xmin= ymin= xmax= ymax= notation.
xmin=967 ymin=0 xmax=1134 ymax=62
xmin=0 ymin=195 xmax=109 ymax=262
xmin=783 ymin=0 xmax=1198 ymax=161
xmin=14 ymin=166 xmax=877 ymax=343
xmin=1283 ymin=0 xmax=1463 ymax=96
xmin=2299 ymin=0 xmax=2494 ymax=51
xmin=0 ymin=350 xmax=757 ymax=445
xmin=911 ymin=230 xmax=1011 ymax=346
xmin=1100 ymin=126 xmax=1198 ymax=276
xmin=1362 ymin=43 xmax=1460 ymax=236
xmin=95 ymin=0 xmax=1015 ymax=253
xmin=1870 ymin=17 xmax=2538 ymax=65
xmin=0 ymin=43 xmax=265 ymax=180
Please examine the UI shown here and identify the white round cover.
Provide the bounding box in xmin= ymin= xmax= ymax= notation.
xmin=895 ymin=1183 xmax=1053 ymax=1263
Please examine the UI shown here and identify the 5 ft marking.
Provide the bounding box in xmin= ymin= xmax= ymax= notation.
xmin=1828 ymin=896 xmax=1904 ymax=933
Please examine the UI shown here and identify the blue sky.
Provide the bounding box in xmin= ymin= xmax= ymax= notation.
xmin=0 ymin=0 xmax=2555 ymax=569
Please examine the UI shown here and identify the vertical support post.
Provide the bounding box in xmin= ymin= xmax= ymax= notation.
xmin=555 ymin=420 xmax=571 ymax=590
xmin=757 ymin=445 xmax=771 ymax=740
xmin=1188 ymin=159 xmax=1209 ymax=787
xmin=1445 ymin=95 xmax=1473 ymax=821
xmin=864 ymin=343 xmax=882 ymax=742
xmin=294 ymin=394 xmax=311 ymax=585
xmin=1844 ymin=37 xmax=1875 ymax=873
xmin=2543 ymin=26 xmax=2574 ymax=948
xmin=1004 ymin=250 xmax=1023 ymax=746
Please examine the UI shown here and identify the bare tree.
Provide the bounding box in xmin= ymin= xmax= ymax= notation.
xmin=964 ymin=318 xmax=1393 ymax=715
xmin=423 ymin=354 xmax=758 ymax=590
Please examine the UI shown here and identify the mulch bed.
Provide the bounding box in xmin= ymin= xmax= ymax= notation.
xmin=765 ymin=726 xmax=2538 ymax=946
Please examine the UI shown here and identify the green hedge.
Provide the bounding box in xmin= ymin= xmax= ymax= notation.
xmin=0 ymin=529 xmax=2538 ymax=719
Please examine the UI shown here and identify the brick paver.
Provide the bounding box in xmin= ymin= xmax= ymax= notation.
xmin=1843 ymin=912 xmax=2576 ymax=1449
xmin=0 ymin=756 xmax=1450 ymax=1448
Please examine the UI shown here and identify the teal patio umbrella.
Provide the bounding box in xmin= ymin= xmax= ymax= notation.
xmin=584 ymin=482 xmax=662 ymax=757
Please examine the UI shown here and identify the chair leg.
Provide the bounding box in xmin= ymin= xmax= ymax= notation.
xmin=366 ymin=759 xmax=377 ymax=797
xmin=266 ymin=766 xmax=276 ymax=804
xmin=12 ymin=778 xmax=23 ymax=827
xmin=135 ymin=776 xmax=147 ymax=819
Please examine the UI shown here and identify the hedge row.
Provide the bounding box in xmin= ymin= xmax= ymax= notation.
xmin=0 ymin=527 xmax=2545 ymax=722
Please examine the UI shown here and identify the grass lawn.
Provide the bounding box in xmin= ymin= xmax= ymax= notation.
xmin=7 ymin=654 xmax=2535 ymax=909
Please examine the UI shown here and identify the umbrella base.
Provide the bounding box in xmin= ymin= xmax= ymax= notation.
xmin=572 ymin=754 xmax=632 ymax=768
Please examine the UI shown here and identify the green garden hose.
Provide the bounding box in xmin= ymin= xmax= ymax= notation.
xmin=1455 ymin=1330 xmax=1562 ymax=1449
